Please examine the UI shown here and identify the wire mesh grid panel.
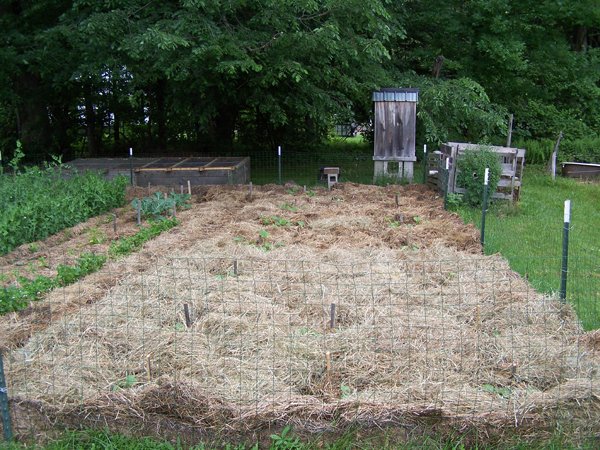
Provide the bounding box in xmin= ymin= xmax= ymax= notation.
xmin=2 ymin=254 xmax=598 ymax=438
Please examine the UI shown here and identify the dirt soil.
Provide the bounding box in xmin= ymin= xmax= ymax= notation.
xmin=1 ymin=182 xmax=598 ymax=445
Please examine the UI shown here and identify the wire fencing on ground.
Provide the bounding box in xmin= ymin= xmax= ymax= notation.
xmin=1 ymin=253 xmax=598 ymax=441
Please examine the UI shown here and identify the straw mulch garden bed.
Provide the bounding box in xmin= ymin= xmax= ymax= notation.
xmin=1 ymin=183 xmax=598 ymax=444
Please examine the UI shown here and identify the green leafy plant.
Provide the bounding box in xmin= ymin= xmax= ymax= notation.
xmin=261 ymin=215 xmax=304 ymax=228
xmin=56 ymin=252 xmax=106 ymax=286
xmin=87 ymin=226 xmax=106 ymax=245
xmin=270 ymin=426 xmax=302 ymax=450
xmin=112 ymin=374 xmax=138 ymax=391
xmin=482 ymin=384 xmax=512 ymax=398
xmin=1 ymin=218 xmax=180 ymax=315
xmin=131 ymin=192 xmax=190 ymax=221
xmin=446 ymin=193 xmax=463 ymax=211
xmin=340 ymin=384 xmax=352 ymax=399
xmin=386 ymin=217 xmax=401 ymax=228
xmin=0 ymin=169 xmax=127 ymax=255
xmin=109 ymin=218 xmax=179 ymax=258
xmin=456 ymin=146 xmax=502 ymax=207
xmin=9 ymin=140 xmax=25 ymax=173
xmin=279 ymin=203 xmax=298 ymax=212
xmin=261 ymin=215 xmax=292 ymax=227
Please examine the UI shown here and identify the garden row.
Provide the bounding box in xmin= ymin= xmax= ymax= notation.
xmin=0 ymin=164 xmax=127 ymax=254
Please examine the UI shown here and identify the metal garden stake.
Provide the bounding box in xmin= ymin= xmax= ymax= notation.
xmin=0 ymin=351 xmax=13 ymax=442
xmin=480 ymin=167 xmax=490 ymax=250
xmin=278 ymin=145 xmax=282 ymax=185
xmin=423 ymin=144 xmax=428 ymax=184
xmin=129 ymin=147 xmax=134 ymax=186
xmin=560 ymin=200 xmax=571 ymax=302
xmin=443 ymin=157 xmax=450 ymax=210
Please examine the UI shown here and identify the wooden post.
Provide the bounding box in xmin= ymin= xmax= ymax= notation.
xmin=506 ymin=114 xmax=514 ymax=147
xmin=325 ymin=351 xmax=331 ymax=375
xmin=183 ymin=304 xmax=192 ymax=328
xmin=549 ymin=131 xmax=563 ymax=181
xmin=187 ymin=180 xmax=192 ymax=195
xmin=146 ymin=355 xmax=152 ymax=381
xmin=248 ymin=182 xmax=253 ymax=200
xmin=329 ymin=303 xmax=336 ymax=329
xmin=112 ymin=214 xmax=117 ymax=234
xmin=136 ymin=200 xmax=141 ymax=226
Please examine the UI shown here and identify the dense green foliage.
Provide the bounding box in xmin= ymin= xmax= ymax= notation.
xmin=456 ymin=147 xmax=502 ymax=206
xmin=0 ymin=1 xmax=598 ymax=161
xmin=0 ymin=166 xmax=127 ymax=254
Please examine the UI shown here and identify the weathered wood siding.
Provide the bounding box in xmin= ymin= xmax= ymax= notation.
xmin=373 ymin=101 xmax=417 ymax=161
xmin=65 ymin=157 xmax=250 ymax=186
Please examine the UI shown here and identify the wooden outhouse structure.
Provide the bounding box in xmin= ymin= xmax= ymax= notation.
xmin=372 ymin=88 xmax=419 ymax=181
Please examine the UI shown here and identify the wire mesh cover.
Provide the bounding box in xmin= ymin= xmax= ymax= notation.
xmin=3 ymin=254 xmax=598 ymax=437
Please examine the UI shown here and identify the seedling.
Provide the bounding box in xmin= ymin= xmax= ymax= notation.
xmin=386 ymin=217 xmax=401 ymax=228
xmin=112 ymin=374 xmax=138 ymax=391
xmin=279 ymin=203 xmax=298 ymax=212
xmin=260 ymin=215 xmax=305 ymax=228
xmin=87 ymin=226 xmax=106 ymax=245
xmin=482 ymin=384 xmax=511 ymax=398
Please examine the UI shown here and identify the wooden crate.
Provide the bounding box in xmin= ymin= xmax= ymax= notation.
xmin=427 ymin=143 xmax=526 ymax=202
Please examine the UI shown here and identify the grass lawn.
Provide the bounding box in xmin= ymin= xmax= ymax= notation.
xmin=455 ymin=167 xmax=600 ymax=330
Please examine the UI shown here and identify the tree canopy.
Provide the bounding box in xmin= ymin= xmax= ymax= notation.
xmin=1 ymin=0 xmax=599 ymax=160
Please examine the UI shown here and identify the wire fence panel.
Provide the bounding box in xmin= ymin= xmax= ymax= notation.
xmin=2 ymin=254 xmax=598 ymax=442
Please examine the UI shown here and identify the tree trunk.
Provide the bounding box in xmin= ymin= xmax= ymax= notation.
xmin=155 ymin=79 xmax=167 ymax=151
xmin=572 ymin=26 xmax=588 ymax=52
xmin=84 ymin=82 xmax=101 ymax=157
xmin=16 ymin=72 xmax=52 ymax=161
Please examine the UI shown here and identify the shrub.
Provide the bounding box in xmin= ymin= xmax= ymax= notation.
xmin=456 ymin=147 xmax=502 ymax=206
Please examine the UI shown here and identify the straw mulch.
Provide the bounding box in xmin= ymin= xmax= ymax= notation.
xmin=1 ymin=183 xmax=599 ymax=443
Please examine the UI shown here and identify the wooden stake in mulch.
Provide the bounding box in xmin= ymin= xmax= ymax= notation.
xmin=136 ymin=200 xmax=141 ymax=226
xmin=187 ymin=180 xmax=192 ymax=196
xmin=325 ymin=351 xmax=331 ymax=375
xmin=395 ymin=193 xmax=399 ymax=207
xmin=233 ymin=260 xmax=239 ymax=276
xmin=183 ymin=304 xmax=192 ymax=328
xmin=330 ymin=303 xmax=336 ymax=329
xmin=112 ymin=213 xmax=117 ymax=234
xmin=146 ymin=354 xmax=153 ymax=381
